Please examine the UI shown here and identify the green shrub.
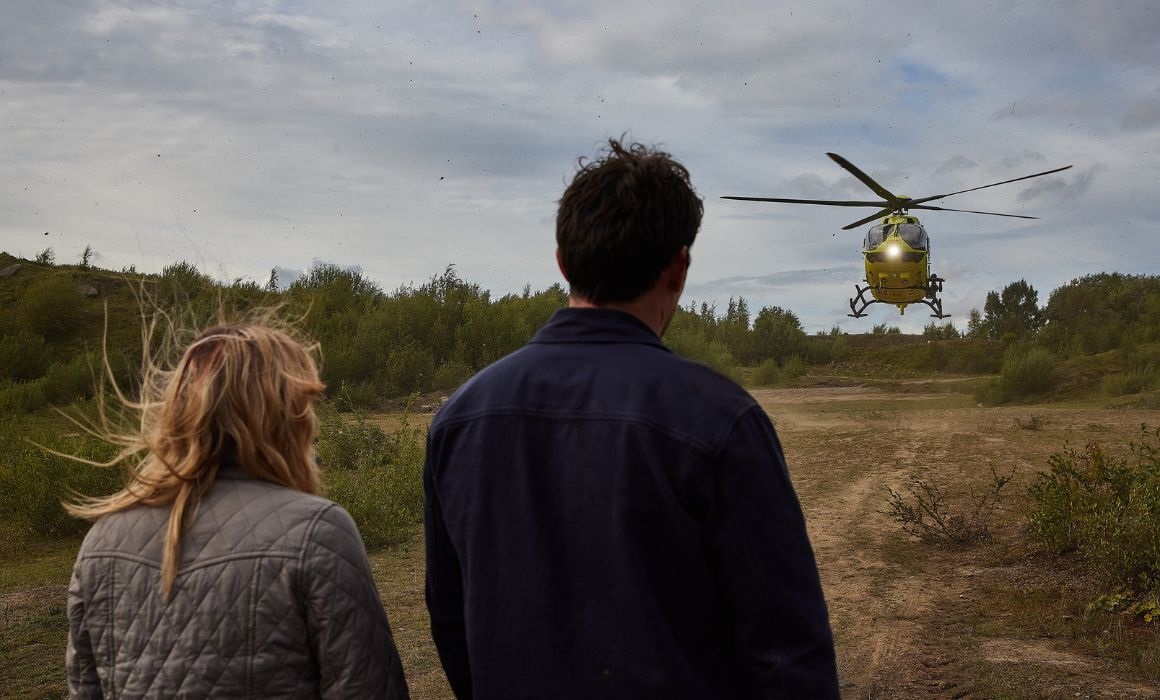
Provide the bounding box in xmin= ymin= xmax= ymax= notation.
xmin=41 ymin=352 xmax=98 ymax=405
xmin=0 ymin=331 xmax=50 ymax=380
xmin=1028 ymin=426 xmax=1160 ymax=595
xmin=1000 ymin=347 xmax=1055 ymax=397
xmin=432 ymin=360 xmax=473 ymax=391
xmin=923 ymin=322 xmax=960 ymax=340
xmin=752 ymin=358 xmax=780 ymax=386
xmin=0 ymin=380 xmax=47 ymax=414
xmin=331 ymin=380 xmax=382 ymax=411
xmin=664 ymin=329 xmax=741 ymax=382
xmin=19 ymin=275 xmax=86 ymax=342
xmin=0 ymin=422 xmax=122 ymax=537
xmin=977 ymin=347 xmax=1056 ymax=404
xmin=1104 ymin=367 xmax=1159 ymax=396
xmin=316 ymin=403 xmax=424 ymax=549
xmin=804 ymin=333 xmax=847 ymax=365
xmin=946 ymin=342 xmax=1003 ymax=374
xmin=780 ymin=355 xmax=807 ymax=381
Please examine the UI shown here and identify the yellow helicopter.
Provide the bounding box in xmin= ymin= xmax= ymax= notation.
xmin=722 ymin=153 xmax=1072 ymax=318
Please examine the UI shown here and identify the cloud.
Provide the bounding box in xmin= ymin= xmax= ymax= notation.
xmin=934 ymin=155 xmax=977 ymax=176
xmin=271 ymin=266 xmax=303 ymax=290
xmin=1001 ymin=150 xmax=1046 ymax=170
xmin=1017 ymin=166 xmax=1102 ymax=203
xmin=1 ymin=0 xmax=1157 ymax=335
xmin=1122 ymin=96 xmax=1160 ymax=131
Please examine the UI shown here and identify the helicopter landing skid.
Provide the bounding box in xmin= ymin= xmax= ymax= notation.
xmin=848 ymin=277 xmax=951 ymax=319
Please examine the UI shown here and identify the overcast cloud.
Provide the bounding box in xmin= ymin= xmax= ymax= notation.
xmin=2 ymin=0 xmax=1157 ymax=332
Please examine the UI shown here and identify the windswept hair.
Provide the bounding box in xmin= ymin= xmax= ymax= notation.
xmin=556 ymin=138 xmax=703 ymax=303
xmin=64 ymin=308 xmax=325 ymax=599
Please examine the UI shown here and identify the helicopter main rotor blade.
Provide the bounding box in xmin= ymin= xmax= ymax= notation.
xmin=842 ymin=207 xmax=895 ymax=230
xmin=908 ymin=165 xmax=1073 ymax=206
xmin=720 ymin=196 xmax=889 ymax=208
xmin=826 ymin=153 xmax=903 ymax=209
xmin=908 ymin=204 xmax=1038 ymax=220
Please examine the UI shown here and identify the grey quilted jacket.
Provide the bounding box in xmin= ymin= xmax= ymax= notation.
xmin=67 ymin=466 xmax=409 ymax=698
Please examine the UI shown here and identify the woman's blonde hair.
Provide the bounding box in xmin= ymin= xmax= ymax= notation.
xmin=65 ymin=310 xmax=325 ymax=598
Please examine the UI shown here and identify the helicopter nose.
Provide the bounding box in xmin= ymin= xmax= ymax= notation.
xmin=887 ymin=243 xmax=902 ymax=259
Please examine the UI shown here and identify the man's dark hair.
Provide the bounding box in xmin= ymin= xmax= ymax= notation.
xmin=556 ymin=139 xmax=703 ymax=303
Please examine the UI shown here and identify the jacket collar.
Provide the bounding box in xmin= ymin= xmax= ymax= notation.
xmin=530 ymin=308 xmax=671 ymax=352
xmin=215 ymin=461 xmax=251 ymax=480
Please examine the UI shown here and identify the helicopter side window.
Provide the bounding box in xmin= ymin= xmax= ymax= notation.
xmin=865 ymin=224 xmax=889 ymax=250
xmin=898 ymin=223 xmax=928 ymax=250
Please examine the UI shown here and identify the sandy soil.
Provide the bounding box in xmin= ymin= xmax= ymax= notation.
xmin=751 ymin=386 xmax=1158 ymax=699
xmin=374 ymin=384 xmax=1159 ymax=698
xmin=5 ymin=383 xmax=1156 ymax=698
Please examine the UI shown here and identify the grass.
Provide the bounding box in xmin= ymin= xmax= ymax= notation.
xmin=3 ymin=379 xmax=1160 ymax=698
xmin=0 ymin=523 xmax=77 ymax=698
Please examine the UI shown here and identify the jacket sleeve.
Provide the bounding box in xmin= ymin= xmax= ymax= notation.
xmin=706 ymin=405 xmax=840 ymax=698
xmin=66 ymin=562 xmax=103 ymax=699
xmin=423 ymin=429 xmax=473 ymax=699
xmin=302 ymin=504 xmax=410 ymax=700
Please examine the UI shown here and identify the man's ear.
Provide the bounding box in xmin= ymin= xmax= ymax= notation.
xmin=555 ymin=248 xmax=570 ymax=283
xmin=665 ymin=246 xmax=690 ymax=292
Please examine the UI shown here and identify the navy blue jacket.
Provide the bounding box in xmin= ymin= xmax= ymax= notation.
xmin=424 ymin=308 xmax=838 ymax=699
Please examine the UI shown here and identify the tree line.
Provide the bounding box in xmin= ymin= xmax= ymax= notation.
xmin=1 ymin=250 xmax=1157 ymax=410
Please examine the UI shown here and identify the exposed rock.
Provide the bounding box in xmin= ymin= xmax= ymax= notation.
xmin=0 ymin=263 xmax=21 ymax=278
xmin=79 ymin=282 xmax=100 ymax=297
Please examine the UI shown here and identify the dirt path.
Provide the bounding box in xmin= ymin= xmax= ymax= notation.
xmin=368 ymin=384 xmax=1159 ymax=697
xmin=751 ymin=386 xmax=1159 ymax=698
xmin=4 ymin=385 xmax=1155 ymax=698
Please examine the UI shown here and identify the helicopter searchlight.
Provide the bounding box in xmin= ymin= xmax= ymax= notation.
xmin=722 ymin=153 xmax=1072 ymax=318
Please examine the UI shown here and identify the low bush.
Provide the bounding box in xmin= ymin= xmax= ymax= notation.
xmin=1027 ymin=425 xmax=1160 ymax=596
xmin=41 ymin=352 xmax=98 ymax=405
xmin=976 ymin=347 xmax=1056 ymax=404
xmin=0 ymin=380 xmax=47 ymax=414
xmin=1104 ymin=367 xmax=1160 ymax=396
xmin=664 ymin=328 xmax=741 ymax=382
xmin=432 ymin=359 xmax=473 ymax=391
xmin=885 ymin=465 xmax=1014 ymax=548
xmin=780 ymin=355 xmax=807 ymax=382
xmin=316 ymin=403 xmax=425 ymax=549
xmin=0 ymin=421 xmax=122 ymax=537
xmin=752 ymin=358 xmax=780 ymax=386
xmin=1014 ymin=414 xmax=1048 ymax=431
xmin=0 ymin=331 xmax=50 ymax=381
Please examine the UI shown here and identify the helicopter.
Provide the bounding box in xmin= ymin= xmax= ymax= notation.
xmin=722 ymin=153 xmax=1072 ymax=318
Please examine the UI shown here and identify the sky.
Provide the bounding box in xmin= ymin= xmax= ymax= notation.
xmin=2 ymin=0 xmax=1158 ymax=333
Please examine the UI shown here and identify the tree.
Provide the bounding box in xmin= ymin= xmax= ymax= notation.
xmin=979 ymin=279 xmax=1042 ymax=340
xmin=19 ymin=276 xmax=85 ymax=342
xmin=922 ymin=322 xmax=960 ymax=340
xmin=35 ymin=247 xmax=55 ymax=266
xmin=80 ymin=245 xmax=94 ymax=269
xmin=1039 ymin=273 xmax=1160 ymax=353
xmin=752 ymin=306 xmax=806 ymax=364
xmin=966 ymin=308 xmax=986 ymax=339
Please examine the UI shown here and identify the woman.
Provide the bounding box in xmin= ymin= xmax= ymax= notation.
xmin=65 ymin=319 xmax=409 ymax=698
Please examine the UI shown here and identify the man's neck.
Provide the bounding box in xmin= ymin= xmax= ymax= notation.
xmin=568 ymin=294 xmax=669 ymax=337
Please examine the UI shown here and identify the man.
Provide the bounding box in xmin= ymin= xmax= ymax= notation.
xmin=424 ymin=139 xmax=839 ymax=699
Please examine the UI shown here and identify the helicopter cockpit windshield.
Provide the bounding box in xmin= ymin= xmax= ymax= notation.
xmin=898 ymin=223 xmax=929 ymax=250
xmin=864 ymin=224 xmax=889 ymax=251
xmin=865 ymin=223 xmax=929 ymax=251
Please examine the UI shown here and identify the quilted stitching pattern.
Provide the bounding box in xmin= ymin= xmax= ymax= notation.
xmin=67 ymin=475 xmax=409 ymax=699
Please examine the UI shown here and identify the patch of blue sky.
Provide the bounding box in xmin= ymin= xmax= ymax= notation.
xmin=896 ymin=61 xmax=979 ymax=110
xmin=756 ymin=120 xmax=913 ymax=152
xmin=899 ymin=62 xmax=950 ymax=85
